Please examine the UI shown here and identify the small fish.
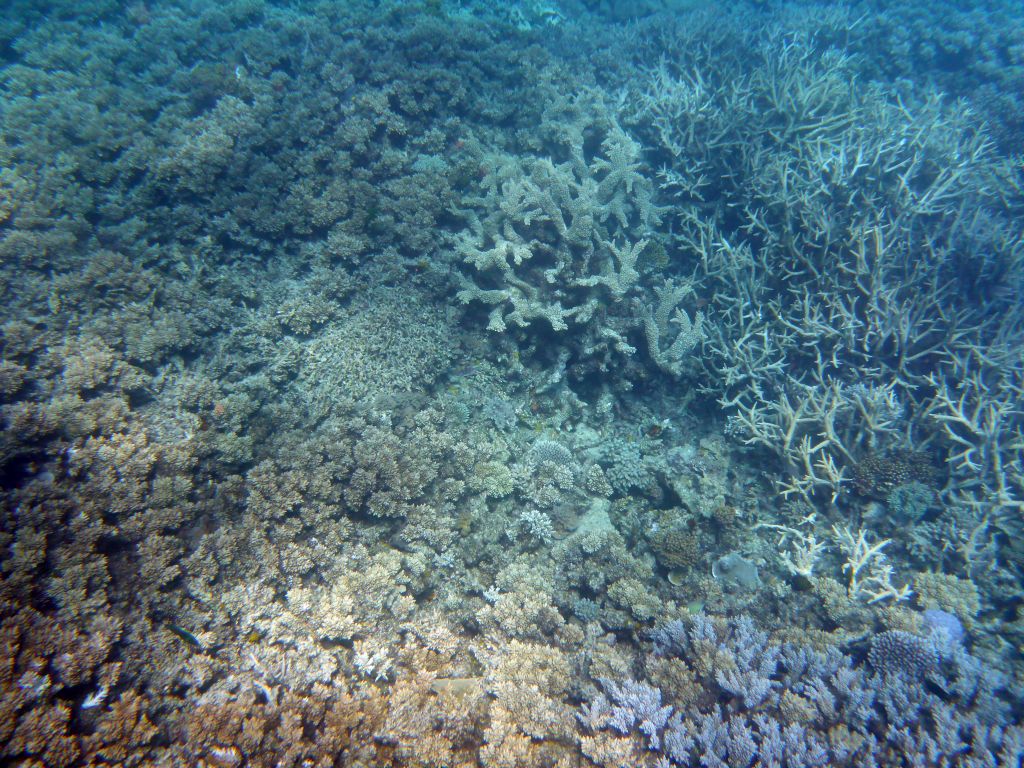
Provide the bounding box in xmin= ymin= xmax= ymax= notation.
xmin=166 ymin=623 xmax=203 ymax=650
xmin=81 ymin=684 xmax=109 ymax=710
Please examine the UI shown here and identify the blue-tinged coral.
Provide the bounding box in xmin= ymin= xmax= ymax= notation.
xmin=581 ymin=615 xmax=1024 ymax=767
xmin=530 ymin=438 xmax=575 ymax=467
xmin=885 ymin=481 xmax=937 ymax=523
xmin=589 ymin=436 xmax=652 ymax=495
xmin=924 ymin=608 xmax=966 ymax=649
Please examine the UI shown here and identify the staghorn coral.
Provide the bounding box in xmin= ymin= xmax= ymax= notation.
xmin=642 ymin=278 xmax=706 ymax=377
xmin=634 ymin=15 xmax=1023 ymax=526
xmin=455 ymin=110 xmax=681 ymax=382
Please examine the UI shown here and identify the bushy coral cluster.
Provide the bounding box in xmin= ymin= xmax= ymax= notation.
xmin=580 ymin=615 xmax=1023 ymax=767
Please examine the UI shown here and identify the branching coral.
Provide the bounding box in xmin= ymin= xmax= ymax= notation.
xmin=634 ymin=24 xmax=1023 ymax=538
xmin=581 ymin=614 xmax=1024 ymax=768
xmin=455 ymin=110 xmax=698 ymax=382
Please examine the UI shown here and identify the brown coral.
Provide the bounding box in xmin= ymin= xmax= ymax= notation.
xmin=650 ymin=523 xmax=703 ymax=570
xmin=852 ymin=450 xmax=939 ymax=499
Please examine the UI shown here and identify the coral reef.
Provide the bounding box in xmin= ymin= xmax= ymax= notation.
xmin=581 ymin=615 xmax=1024 ymax=767
xmin=0 ymin=0 xmax=1021 ymax=764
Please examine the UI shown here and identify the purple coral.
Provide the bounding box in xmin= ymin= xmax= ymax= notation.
xmin=923 ymin=609 xmax=966 ymax=652
xmin=581 ymin=616 xmax=1023 ymax=767
xmin=599 ymin=678 xmax=674 ymax=750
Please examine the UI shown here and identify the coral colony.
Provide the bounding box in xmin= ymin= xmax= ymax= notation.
xmin=1 ymin=0 xmax=1022 ymax=765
